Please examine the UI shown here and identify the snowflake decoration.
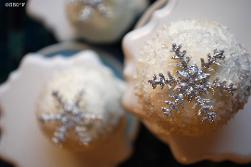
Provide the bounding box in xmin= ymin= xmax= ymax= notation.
xmin=73 ymin=0 xmax=112 ymax=21
xmin=39 ymin=90 xmax=102 ymax=145
xmin=148 ymin=43 xmax=237 ymax=122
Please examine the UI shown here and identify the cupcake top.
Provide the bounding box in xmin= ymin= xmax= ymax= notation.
xmin=135 ymin=20 xmax=251 ymax=135
xmin=37 ymin=54 xmax=125 ymax=148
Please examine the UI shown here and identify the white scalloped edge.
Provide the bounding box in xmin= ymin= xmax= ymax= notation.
xmin=0 ymin=52 xmax=101 ymax=96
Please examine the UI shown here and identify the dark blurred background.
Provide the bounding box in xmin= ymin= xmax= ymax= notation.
xmin=0 ymin=0 xmax=251 ymax=167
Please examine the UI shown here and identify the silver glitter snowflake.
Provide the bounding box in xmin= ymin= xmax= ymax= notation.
xmin=39 ymin=90 xmax=102 ymax=145
xmin=72 ymin=0 xmax=112 ymax=21
xmin=148 ymin=43 xmax=237 ymax=122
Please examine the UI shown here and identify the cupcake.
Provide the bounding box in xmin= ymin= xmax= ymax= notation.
xmin=123 ymin=20 xmax=251 ymax=136
xmin=0 ymin=47 xmax=138 ymax=167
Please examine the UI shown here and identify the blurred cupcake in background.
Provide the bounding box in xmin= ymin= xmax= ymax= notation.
xmin=27 ymin=0 xmax=148 ymax=43
xmin=0 ymin=45 xmax=138 ymax=167
xmin=65 ymin=0 xmax=148 ymax=43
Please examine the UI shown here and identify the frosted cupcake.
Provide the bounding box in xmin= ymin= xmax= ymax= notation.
xmin=124 ymin=20 xmax=251 ymax=136
xmin=0 ymin=48 xmax=138 ymax=167
xmin=35 ymin=50 xmax=138 ymax=167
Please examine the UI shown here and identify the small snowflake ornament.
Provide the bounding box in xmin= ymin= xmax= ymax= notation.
xmin=73 ymin=0 xmax=112 ymax=21
xmin=39 ymin=90 xmax=102 ymax=145
xmin=148 ymin=44 xmax=237 ymax=122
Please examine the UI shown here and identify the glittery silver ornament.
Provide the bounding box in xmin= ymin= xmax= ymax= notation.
xmin=39 ymin=90 xmax=103 ymax=145
xmin=69 ymin=0 xmax=112 ymax=21
xmin=148 ymin=43 xmax=237 ymax=122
